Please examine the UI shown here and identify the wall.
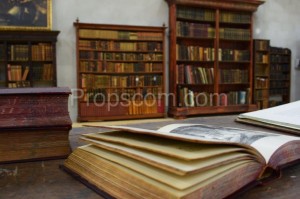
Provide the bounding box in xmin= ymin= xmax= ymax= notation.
xmin=253 ymin=0 xmax=300 ymax=102
xmin=52 ymin=0 xmax=299 ymax=122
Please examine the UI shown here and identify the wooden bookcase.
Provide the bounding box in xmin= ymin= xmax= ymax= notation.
xmin=269 ymin=46 xmax=291 ymax=107
xmin=74 ymin=22 xmax=166 ymax=121
xmin=253 ymin=39 xmax=270 ymax=109
xmin=165 ymin=0 xmax=264 ymax=118
xmin=0 ymin=31 xmax=59 ymax=88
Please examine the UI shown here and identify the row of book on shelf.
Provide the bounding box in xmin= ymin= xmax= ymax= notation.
xmin=255 ymin=40 xmax=269 ymax=51
xmin=82 ymin=87 xmax=163 ymax=102
xmin=79 ymin=40 xmax=162 ymax=52
xmin=255 ymin=77 xmax=268 ymax=89
xmin=177 ymin=7 xmax=215 ymax=21
xmin=270 ymin=47 xmax=291 ymax=54
xmin=219 ymin=11 xmax=251 ymax=24
xmin=270 ymin=73 xmax=289 ymax=80
xmin=176 ymin=45 xmax=250 ymax=62
xmin=176 ymin=21 xmax=250 ymax=40
xmin=179 ymin=65 xmax=214 ymax=85
xmin=6 ymin=43 xmax=53 ymax=61
xmin=254 ymin=89 xmax=268 ymax=100
xmin=219 ymin=28 xmax=250 ymax=40
xmin=270 ymin=55 xmax=290 ymax=63
xmin=178 ymin=88 xmax=249 ymax=107
xmin=177 ymin=7 xmax=251 ymax=24
xmin=79 ymin=51 xmax=163 ymax=61
xmin=254 ymin=65 xmax=268 ymax=76
xmin=127 ymin=99 xmax=164 ymax=115
xmin=255 ymin=99 xmax=269 ymax=109
xmin=81 ymin=74 xmax=163 ymax=88
xmin=31 ymin=64 xmax=54 ymax=81
xmin=178 ymin=64 xmax=249 ymax=85
xmin=176 ymin=21 xmax=215 ymax=38
xmin=255 ymin=53 xmax=269 ymax=63
xmin=79 ymin=29 xmax=163 ymax=41
xmin=270 ymin=64 xmax=290 ymax=72
xmin=176 ymin=45 xmax=215 ymax=61
xmin=219 ymin=69 xmax=249 ymax=84
xmin=31 ymin=43 xmax=53 ymax=61
xmin=269 ymin=88 xmax=289 ymax=96
xmin=7 ymin=64 xmax=29 ymax=81
xmin=270 ymin=80 xmax=289 ymax=88
xmin=79 ymin=99 xmax=164 ymax=117
xmin=80 ymin=62 xmax=163 ymax=73
xmin=7 ymin=64 xmax=53 ymax=82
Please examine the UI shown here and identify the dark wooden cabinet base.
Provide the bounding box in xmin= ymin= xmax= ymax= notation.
xmin=0 ymin=87 xmax=72 ymax=163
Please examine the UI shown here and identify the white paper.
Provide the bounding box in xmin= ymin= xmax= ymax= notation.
xmin=158 ymin=124 xmax=300 ymax=163
xmin=238 ymin=100 xmax=300 ymax=130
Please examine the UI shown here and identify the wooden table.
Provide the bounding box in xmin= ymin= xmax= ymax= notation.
xmin=0 ymin=115 xmax=299 ymax=199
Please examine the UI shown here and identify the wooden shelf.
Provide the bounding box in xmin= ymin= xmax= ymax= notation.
xmin=166 ymin=0 xmax=263 ymax=118
xmin=169 ymin=104 xmax=257 ymax=119
xmin=269 ymin=46 xmax=291 ymax=107
xmin=0 ymin=30 xmax=59 ymax=88
xmin=75 ymin=22 xmax=166 ymax=121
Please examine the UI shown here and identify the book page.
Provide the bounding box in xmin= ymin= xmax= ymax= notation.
xmin=81 ymin=145 xmax=254 ymax=190
xmin=158 ymin=123 xmax=300 ymax=163
xmin=87 ymin=123 xmax=300 ymax=163
xmin=82 ymin=137 xmax=254 ymax=176
xmin=83 ymin=131 xmax=245 ymax=160
xmin=238 ymin=100 xmax=300 ymax=130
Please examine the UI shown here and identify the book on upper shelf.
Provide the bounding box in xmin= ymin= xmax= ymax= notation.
xmin=236 ymin=100 xmax=300 ymax=135
xmin=61 ymin=123 xmax=300 ymax=199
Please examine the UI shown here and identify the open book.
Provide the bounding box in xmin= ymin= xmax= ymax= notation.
xmin=236 ymin=100 xmax=300 ymax=135
xmin=62 ymin=123 xmax=300 ymax=199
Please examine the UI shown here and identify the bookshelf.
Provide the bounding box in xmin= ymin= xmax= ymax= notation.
xmin=165 ymin=0 xmax=264 ymax=118
xmin=269 ymin=46 xmax=291 ymax=107
xmin=74 ymin=22 xmax=166 ymax=121
xmin=253 ymin=39 xmax=270 ymax=109
xmin=0 ymin=31 xmax=59 ymax=88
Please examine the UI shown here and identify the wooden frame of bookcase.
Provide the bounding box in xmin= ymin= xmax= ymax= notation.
xmin=165 ymin=0 xmax=264 ymax=118
xmin=74 ymin=22 xmax=166 ymax=121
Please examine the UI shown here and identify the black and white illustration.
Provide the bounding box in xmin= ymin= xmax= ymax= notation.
xmin=167 ymin=124 xmax=278 ymax=145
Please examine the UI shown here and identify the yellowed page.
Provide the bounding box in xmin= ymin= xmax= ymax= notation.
xmin=81 ymin=145 xmax=257 ymax=190
xmin=85 ymin=123 xmax=300 ymax=166
xmin=83 ymin=131 xmax=252 ymax=161
xmin=65 ymin=147 xmax=262 ymax=198
xmin=82 ymin=137 xmax=254 ymax=175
